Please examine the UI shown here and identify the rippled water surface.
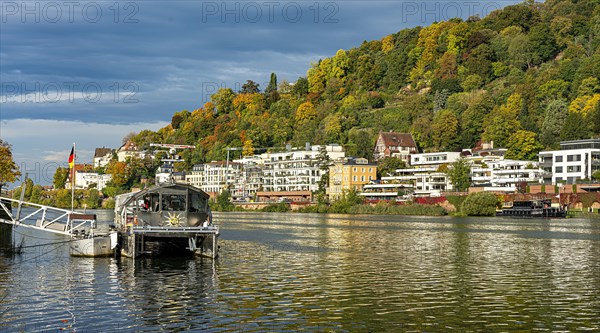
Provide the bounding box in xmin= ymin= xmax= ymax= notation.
xmin=1 ymin=211 xmax=599 ymax=332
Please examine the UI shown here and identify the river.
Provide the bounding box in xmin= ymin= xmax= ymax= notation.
xmin=1 ymin=212 xmax=599 ymax=332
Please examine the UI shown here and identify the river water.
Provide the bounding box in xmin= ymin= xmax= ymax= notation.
xmin=1 ymin=211 xmax=599 ymax=332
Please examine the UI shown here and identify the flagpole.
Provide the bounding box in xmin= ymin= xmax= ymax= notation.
xmin=71 ymin=142 xmax=75 ymax=211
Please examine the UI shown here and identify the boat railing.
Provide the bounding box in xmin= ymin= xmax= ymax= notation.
xmin=130 ymin=224 xmax=219 ymax=235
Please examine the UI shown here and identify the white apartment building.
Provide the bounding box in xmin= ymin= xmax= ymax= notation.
xmin=261 ymin=144 xmax=345 ymax=192
xmin=383 ymin=167 xmax=452 ymax=195
xmin=230 ymin=161 xmax=263 ymax=201
xmin=74 ymin=172 xmax=112 ymax=191
xmin=185 ymin=162 xmax=243 ymax=197
xmin=471 ymin=159 xmax=545 ymax=190
xmin=410 ymin=152 xmax=461 ymax=167
xmin=539 ymin=139 xmax=600 ymax=184
xmin=379 ymin=152 xmax=462 ymax=195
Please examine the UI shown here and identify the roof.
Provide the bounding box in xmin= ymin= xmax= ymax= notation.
xmin=94 ymin=147 xmax=112 ymax=158
xmin=119 ymin=140 xmax=138 ymax=152
xmin=115 ymin=183 xmax=210 ymax=210
xmin=378 ymin=132 xmax=417 ymax=148
xmin=342 ymin=158 xmax=377 ymax=166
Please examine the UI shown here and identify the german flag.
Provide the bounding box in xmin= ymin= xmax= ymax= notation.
xmin=68 ymin=146 xmax=75 ymax=169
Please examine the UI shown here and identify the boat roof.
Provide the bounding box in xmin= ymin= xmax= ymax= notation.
xmin=116 ymin=183 xmax=209 ymax=209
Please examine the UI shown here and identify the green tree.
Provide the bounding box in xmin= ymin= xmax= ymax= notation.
xmin=0 ymin=140 xmax=20 ymax=189
xmin=214 ymin=190 xmax=234 ymax=211
xmin=30 ymin=184 xmax=43 ymax=203
xmin=537 ymin=79 xmax=569 ymax=102
xmin=265 ymin=72 xmax=277 ymax=95
xmin=560 ymin=112 xmax=591 ymax=141
xmin=53 ymin=167 xmax=69 ymax=189
xmin=346 ymin=128 xmax=374 ymax=160
xmin=292 ymin=77 xmax=309 ymax=97
xmin=316 ymin=146 xmax=332 ymax=194
xmin=482 ymin=93 xmax=523 ymax=147
xmin=241 ymin=80 xmax=260 ymax=94
xmin=540 ymin=99 xmax=568 ymax=147
xmin=578 ymin=77 xmax=600 ymax=96
xmin=505 ymin=130 xmax=543 ymax=160
xmin=590 ymin=102 xmax=600 ymax=135
xmin=447 ymin=157 xmax=471 ymax=192
xmin=460 ymin=192 xmax=498 ymax=216
xmin=55 ymin=189 xmax=72 ymax=209
xmin=323 ymin=114 xmax=342 ymax=143
xmin=211 ymin=88 xmax=235 ymax=114
xmin=377 ymin=157 xmax=406 ymax=178
xmin=84 ymin=189 xmax=101 ymax=209
xmin=461 ymin=74 xmax=483 ymax=91
xmin=432 ymin=109 xmax=459 ymax=151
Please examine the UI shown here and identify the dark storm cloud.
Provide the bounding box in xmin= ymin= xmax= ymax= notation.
xmin=1 ymin=0 xmax=516 ymax=123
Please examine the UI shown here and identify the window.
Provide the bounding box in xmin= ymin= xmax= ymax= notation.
xmin=353 ymin=167 xmax=357 ymax=172
xmin=567 ymin=154 xmax=581 ymax=162
xmin=362 ymin=167 xmax=365 ymax=173
xmin=369 ymin=168 xmax=373 ymax=173
xmin=555 ymin=156 xmax=563 ymax=162
xmin=567 ymin=166 xmax=581 ymax=173
xmin=353 ymin=176 xmax=357 ymax=182
xmin=555 ymin=166 xmax=563 ymax=173
xmin=361 ymin=176 xmax=365 ymax=182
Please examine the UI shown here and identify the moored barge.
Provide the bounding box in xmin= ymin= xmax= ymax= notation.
xmin=497 ymin=199 xmax=566 ymax=218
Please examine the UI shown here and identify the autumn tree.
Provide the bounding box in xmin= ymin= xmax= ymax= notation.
xmin=0 ymin=140 xmax=20 ymax=190
xmin=505 ymin=130 xmax=543 ymax=160
xmin=242 ymin=140 xmax=255 ymax=157
xmin=106 ymin=160 xmax=128 ymax=187
xmin=295 ymin=102 xmax=317 ymax=124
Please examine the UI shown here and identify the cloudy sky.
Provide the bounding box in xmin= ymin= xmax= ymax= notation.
xmin=0 ymin=0 xmax=516 ymax=185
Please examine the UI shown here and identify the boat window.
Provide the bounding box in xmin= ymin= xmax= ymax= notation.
xmin=189 ymin=192 xmax=207 ymax=212
xmin=162 ymin=194 xmax=186 ymax=211
xmin=149 ymin=194 xmax=160 ymax=212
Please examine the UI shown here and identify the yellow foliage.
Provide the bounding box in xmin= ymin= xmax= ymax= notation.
xmin=381 ymin=35 xmax=394 ymax=54
xmin=242 ymin=140 xmax=254 ymax=157
xmin=569 ymin=94 xmax=600 ymax=118
xmin=295 ymin=102 xmax=317 ymax=124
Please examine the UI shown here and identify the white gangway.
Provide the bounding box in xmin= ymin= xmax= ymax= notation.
xmin=0 ymin=196 xmax=96 ymax=238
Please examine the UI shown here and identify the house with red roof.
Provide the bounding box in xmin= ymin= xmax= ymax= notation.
xmin=373 ymin=131 xmax=418 ymax=163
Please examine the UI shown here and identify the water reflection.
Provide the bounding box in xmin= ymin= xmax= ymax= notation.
xmin=0 ymin=212 xmax=599 ymax=332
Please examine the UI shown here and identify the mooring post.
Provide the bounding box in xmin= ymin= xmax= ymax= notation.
xmin=212 ymin=234 xmax=216 ymax=259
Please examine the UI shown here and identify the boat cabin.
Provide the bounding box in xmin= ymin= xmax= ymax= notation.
xmin=115 ymin=183 xmax=210 ymax=228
